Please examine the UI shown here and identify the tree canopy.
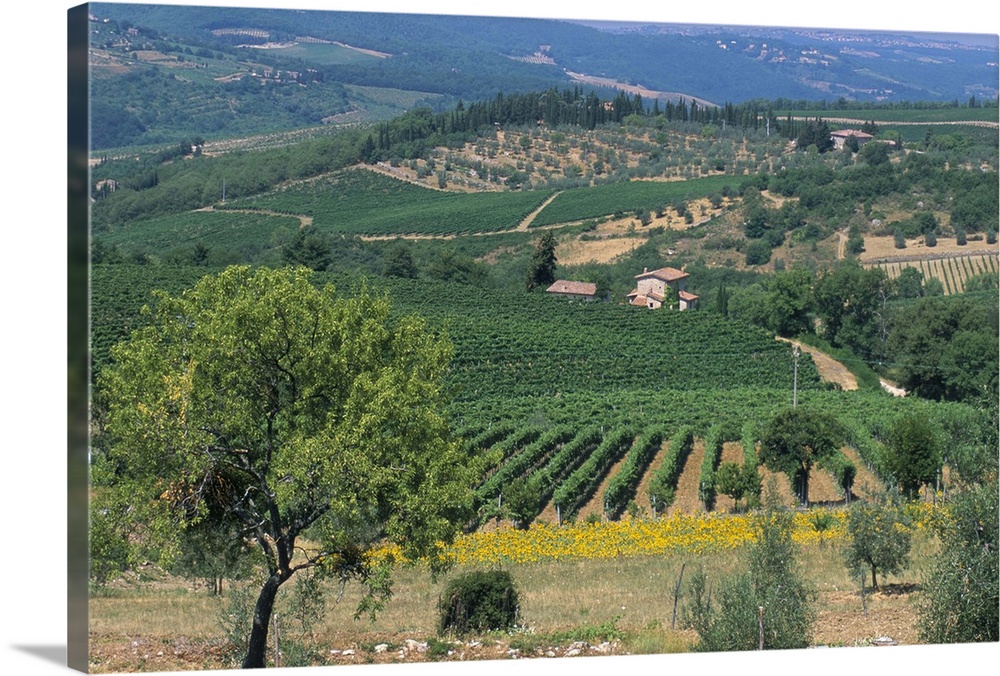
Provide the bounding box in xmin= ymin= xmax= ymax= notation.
xmin=759 ymin=408 xmax=843 ymax=506
xmin=91 ymin=265 xmax=479 ymax=668
xmin=883 ymin=414 xmax=943 ymax=499
xmin=526 ymin=232 xmax=558 ymax=291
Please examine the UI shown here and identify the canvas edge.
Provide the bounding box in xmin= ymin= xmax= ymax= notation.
xmin=68 ymin=2 xmax=92 ymax=673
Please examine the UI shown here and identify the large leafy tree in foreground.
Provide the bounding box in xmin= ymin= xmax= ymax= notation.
xmin=92 ymin=265 xmax=478 ymax=668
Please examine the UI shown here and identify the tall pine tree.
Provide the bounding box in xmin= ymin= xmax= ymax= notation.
xmin=526 ymin=232 xmax=558 ymax=291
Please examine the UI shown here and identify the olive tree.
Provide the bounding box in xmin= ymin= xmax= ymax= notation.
xmin=759 ymin=408 xmax=843 ymax=506
xmin=92 ymin=265 xmax=479 ymax=668
xmin=684 ymin=486 xmax=814 ymax=651
xmin=918 ymin=482 xmax=999 ymax=643
xmin=844 ymin=491 xmax=912 ymax=590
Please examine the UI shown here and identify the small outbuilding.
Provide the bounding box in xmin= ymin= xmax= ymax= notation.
xmin=546 ymin=280 xmax=598 ymax=301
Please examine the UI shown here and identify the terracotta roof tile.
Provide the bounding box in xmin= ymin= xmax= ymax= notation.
xmin=635 ymin=266 xmax=688 ymax=282
xmin=546 ymin=280 xmax=597 ymax=296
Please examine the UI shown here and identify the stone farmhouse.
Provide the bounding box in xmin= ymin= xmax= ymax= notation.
xmin=626 ymin=267 xmax=698 ymax=310
xmin=546 ymin=279 xmax=598 ymax=301
xmin=830 ymin=129 xmax=874 ymax=150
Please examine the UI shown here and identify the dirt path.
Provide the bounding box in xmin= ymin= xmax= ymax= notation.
xmin=776 ymin=337 xmax=857 ymax=391
xmin=576 ymin=451 xmax=632 ymax=522
xmin=517 ymin=191 xmax=563 ymax=231
xmin=880 ymin=379 xmax=906 ymax=397
xmin=667 ymin=439 xmax=706 ymax=516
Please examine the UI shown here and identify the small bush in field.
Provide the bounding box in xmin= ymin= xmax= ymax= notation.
xmin=438 ymin=570 xmax=520 ymax=635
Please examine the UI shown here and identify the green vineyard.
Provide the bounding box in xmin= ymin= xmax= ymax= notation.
xmin=528 ymin=175 xmax=735 ymax=227
xmin=220 ymin=168 xmax=555 ymax=235
xmin=90 ymin=264 xmax=986 ymax=531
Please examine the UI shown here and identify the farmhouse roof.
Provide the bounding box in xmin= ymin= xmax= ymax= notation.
xmin=546 ymin=280 xmax=598 ymax=296
xmin=678 ymin=290 xmax=699 ymax=301
xmin=628 ymin=294 xmax=650 ymax=307
xmin=830 ymin=129 xmax=874 ymax=140
xmin=635 ymin=266 xmax=688 ymax=282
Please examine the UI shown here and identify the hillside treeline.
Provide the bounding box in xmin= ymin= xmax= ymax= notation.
xmin=90 ymin=88 xmax=774 ymax=229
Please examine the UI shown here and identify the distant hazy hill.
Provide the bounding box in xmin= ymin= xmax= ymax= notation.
xmin=88 ymin=3 xmax=998 ymax=148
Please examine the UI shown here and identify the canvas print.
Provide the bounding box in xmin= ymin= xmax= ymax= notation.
xmin=71 ymin=1 xmax=999 ymax=673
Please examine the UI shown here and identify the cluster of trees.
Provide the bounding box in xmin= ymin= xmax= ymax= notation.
xmin=721 ymin=260 xmax=998 ymax=405
xmin=688 ymin=400 xmax=997 ymax=651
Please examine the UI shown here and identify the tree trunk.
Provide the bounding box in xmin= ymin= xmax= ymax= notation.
xmin=870 ymin=565 xmax=878 ymax=591
xmin=242 ymin=573 xmax=285 ymax=669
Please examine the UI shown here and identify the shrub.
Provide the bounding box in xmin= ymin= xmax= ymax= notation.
xmin=684 ymin=489 xmax=813 ymax=651
xmin=745 ymin=240 xmax=772 ymax=266
xmin=438 ymin=571 xmax=520 ymax=635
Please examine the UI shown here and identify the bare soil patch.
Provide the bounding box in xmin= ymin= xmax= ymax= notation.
xmin=758 ymin=465 xmax=797 ymax=507
xmin=667 ymin=439 xmax=707 ymax=515
xmin=556 ymin=235 xmax=648 ymax=266
xmin=859 ymin=234 xmax=998 ymax=262
xmin=841 ymin=447 xmax=886 ymax=502
xmin=813 ymin=588 xmax=921 ymax=647
xmin=777 ymin=337 xmax=858 ymax=392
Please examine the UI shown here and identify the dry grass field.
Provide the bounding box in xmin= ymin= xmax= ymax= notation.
xmin=88 ymin=527 xmax=939 ymax=672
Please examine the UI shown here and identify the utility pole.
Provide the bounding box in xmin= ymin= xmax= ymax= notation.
xmin=792 ymin=344 xmax=800 ymax=408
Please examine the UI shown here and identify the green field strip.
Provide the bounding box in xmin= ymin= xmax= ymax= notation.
xmin=603 ymin=426 xmax=668 ymax=519
xmin=957 ymin=256 xmax=974 ymax=290
xmin=226 ymin=168 xmax=554 ymax=235
xmin=529 ymin=175 xmax=735 ymax=227
xmin=940 ymin=259 xmax=955 ymax=294
xmin=938 ymin=260 xmax=955 ymax=294
xmin=99 ymin=210 xmax=302 ymax=252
